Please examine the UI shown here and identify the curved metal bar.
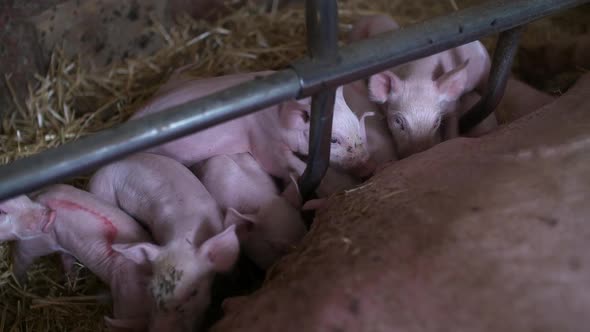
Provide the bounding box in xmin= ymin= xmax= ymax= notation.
xmin=459 ymin=26 xmax=525 ymax=133
xmin=297 ymin=0 xmax=339 ymax=200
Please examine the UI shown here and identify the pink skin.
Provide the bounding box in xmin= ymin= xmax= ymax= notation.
xmin=0 ymin=195 xmax=56 ymax=241
xmin=284 ymin=154 xmax=362 ymax=199
xmin=351 ymin=15 xmax=496 ymax=158
xmin=89 ymin=152 xmax=240 ymax=332
xmin=343 ymin=80 xmax=397 ymax=168
xmin=130 ymin=71 xmax=374 ymax=181
xmin=111 ymin=226 xmax=239 ymax=332
xmin=192 ymin=153 xmax=307 ymax=270
xmin=347 ymin=13 xmax=400 ymax=42
xmin=5 ymin=184 xmax=152 ymax=331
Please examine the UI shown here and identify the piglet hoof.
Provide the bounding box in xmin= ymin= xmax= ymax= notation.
xmin=59 ymin=254 xmax=78 ymax=281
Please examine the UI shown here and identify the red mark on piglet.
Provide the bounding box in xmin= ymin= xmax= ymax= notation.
xmin=48 ymin=199 xmax=118 ymax=255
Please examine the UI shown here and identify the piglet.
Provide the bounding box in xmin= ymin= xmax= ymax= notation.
xmin=130 ymin=71 xmax=375 ymax=181
xmin=89 ymin=152 xmax=240 ymax=332
xmin=3 ymin=184 xmax=152 ymax=331
xmin=350 ymin=14 xmax=497 ymax=158
xmin=343 ymin=80 xmax=397 ymax=168
xmin=347 ymin=13 xmax=400 ymax=42
xmin=345 ymin=15 xmax=398 ymax=165
xmin=192 ymin=153 xmax=307 ymax=269
xmin=0 ymin=195 xmax=55 ymax=241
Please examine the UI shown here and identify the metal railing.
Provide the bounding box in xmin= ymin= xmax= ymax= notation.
xmin=0 ymin=0 xmax=587 ymax=201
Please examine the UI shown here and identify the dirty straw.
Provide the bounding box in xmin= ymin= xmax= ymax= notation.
xmin=0 ymin=0 xmax=581 ymax=330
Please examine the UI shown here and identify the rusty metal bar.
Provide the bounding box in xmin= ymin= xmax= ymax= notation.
xmin=298 ymin=0 xmax=340 ymax=200
xmin=459 ymin=26 xmax=525 ymax=133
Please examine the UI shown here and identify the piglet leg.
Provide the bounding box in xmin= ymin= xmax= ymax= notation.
xmin=60 ymin=254 xmax=79 ymax=280
xmin=11 ymin=239 xmax=54 ymax=284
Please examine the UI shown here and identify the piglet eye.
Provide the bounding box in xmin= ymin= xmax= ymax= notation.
xmin=393 ymin=115 xmax=405 ymax=131
xmin=433 ymin=117 xmax=441 ymax=130
xmin=330 ymin=137 xmax=340 ymax=144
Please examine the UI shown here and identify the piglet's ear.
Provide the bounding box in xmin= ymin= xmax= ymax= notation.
xmin=279 ymin=99 xmax=311 ymax=130
xmin=226 ymin=208 xmax=257 ymax=225
xmin=0 ymin=195 xmax=34 ymax=213
xmin=368 ymin=71 xmax=402 ymax=104
xmin=111 ymin=242 xmax=160 ymax=266
xmin=201 ymin=225 xmax=240 ymax=273
xmin=281 ymin=173 xmax=302 ymax=209
xmin=224 ymin=208 xmax=256 ymax=240
xmin=281 ymin=173 xmax=303 ymax=208
xmin=334 ymin=86 xmax=355 ymax=114
xmin=334 ymin=86 xmax=346 ymax=103
xmin=436 ymin=59 xmax=469 ymax=103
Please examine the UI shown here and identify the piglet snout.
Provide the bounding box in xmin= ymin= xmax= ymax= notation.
xmin=350 ymin=160 xmax=376 ymax=179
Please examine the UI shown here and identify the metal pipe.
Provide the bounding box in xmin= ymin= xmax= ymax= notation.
xmin=298 ymin=0 xmax=339 ymax=200
xmin=459 ymin=26 xmax=524 ymax=133
xmin=0 ymin=0 xmax=587 ymax=201
xmin=0 ymin=71 xmax=301 ymax=201
xmin=265 ymin=0 xmax=279 ymax=14
xmin=291 ymin=0 xmax=587 ymax=96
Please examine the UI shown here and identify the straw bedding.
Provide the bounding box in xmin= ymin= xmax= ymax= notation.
xmin=0 ymin=0 xmax=588 ymax=330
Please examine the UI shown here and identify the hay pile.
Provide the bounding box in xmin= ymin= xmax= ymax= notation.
xmin=0 ymin=0 xmax=588 ymax=330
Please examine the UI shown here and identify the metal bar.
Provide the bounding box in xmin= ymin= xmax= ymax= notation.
xmin=264 ymin=0 xmax=279 ymax=14
xmin=459 ymin=26 xmax=524 ymax=133
xmin=0 ymin=71 xmax=301 ymax=201
xmin=0 ymin=0 xmax=586 ymax=201
xmin=291 ymin=0 xmax=587 ymax=96
xmin=298 ymin=0 xmax=339 ymax=200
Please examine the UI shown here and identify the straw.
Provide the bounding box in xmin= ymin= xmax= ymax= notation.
xmin=0 ymin=0 xmax=587 ymax=330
